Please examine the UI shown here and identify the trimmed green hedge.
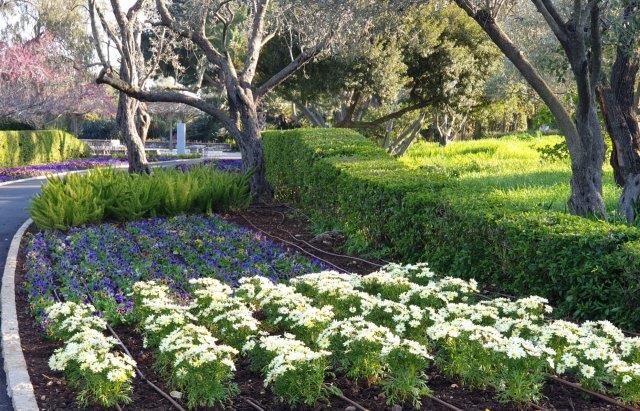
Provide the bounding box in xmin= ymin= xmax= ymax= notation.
xmin=0 ymin=130 xmax=89 ymax=167
xmin=263 ymin=128 xmax=640 ymax=328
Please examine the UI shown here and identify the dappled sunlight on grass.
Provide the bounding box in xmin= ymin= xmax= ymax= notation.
xmin=401 ymin=135 xmax=622 ymax=214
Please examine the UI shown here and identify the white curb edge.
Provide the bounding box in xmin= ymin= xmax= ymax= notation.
xmin=1 ymin=218 xmax=38 ymax=411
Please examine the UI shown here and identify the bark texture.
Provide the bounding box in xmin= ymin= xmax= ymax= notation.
xmin=596 ymin=1 xmax=640 ymax=221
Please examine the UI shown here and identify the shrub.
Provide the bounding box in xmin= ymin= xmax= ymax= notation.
xmin=30 ymin=166 xmax=251 ymax=229
xmin=263 ymin=128 xmax=640 ymax=328
xmin=0 ymin=117 xmax=35 ymax=131
xmin=0 ymin=129 xmax=89 ymax=167
xmin=79 ymin=118 xmax=117 ymax=140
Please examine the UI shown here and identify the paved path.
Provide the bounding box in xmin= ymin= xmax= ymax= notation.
xmin=0 ymin=157 xmax=234 ymax=409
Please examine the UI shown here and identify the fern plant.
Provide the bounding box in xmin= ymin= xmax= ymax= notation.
xmin=29 ymin=165 xmax=251 ymax=230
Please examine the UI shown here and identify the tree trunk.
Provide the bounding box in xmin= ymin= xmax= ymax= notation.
xmin=230 ymin=85 xmax=273 ymax=203
xmin=117 ymin=92 xmax=150 ymax=174
xmin=453 ymin=5 xmax=606 ymax=217
xmin=567 ymin=108 xmax=606 ymax=216
xmin=597 ymin=45 xmax=640 ymax=221
xmin=136 ymin=102 xmax=151 ymax=144
xmin=388 ymin=113 xmax=425 ymax=156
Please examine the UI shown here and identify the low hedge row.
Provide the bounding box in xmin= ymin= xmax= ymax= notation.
xmin=263 ymin=128 xmax=640 ymax=329
xmin=0 ymin=130 xmax=89 ymax=167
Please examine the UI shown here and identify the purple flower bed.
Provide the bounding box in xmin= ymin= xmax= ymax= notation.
xmin=0 ymin=157 xmax=125 ymax=182
xmin=0 ymin=157 xmax=243 ymax=182
xmin=24 ymin=214 xmax=325 ymax=325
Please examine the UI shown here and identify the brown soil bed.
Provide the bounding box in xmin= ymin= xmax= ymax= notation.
xmin=15 ymin=206 xmax=629 ymax=410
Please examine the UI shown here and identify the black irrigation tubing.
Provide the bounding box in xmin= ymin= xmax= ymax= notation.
xmin=424 ymin=393 xmax=464 ymax=411
xmin=266 ymin=204 xmax=394 ymax=265
xmin=256 ymin=207 xmax=385 ymax=268
xmin=545 ymin=374 xmax=640 ymax=411
xmin=326 ymin=386 xmax=368 ymax=411
xmin=239 ymin=395 xmax=266 ymax=411
xmin=239 ymin=213 xmax=350 ymax=273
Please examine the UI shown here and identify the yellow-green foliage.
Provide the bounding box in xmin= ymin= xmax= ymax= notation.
xmin=30 ymin=166 xmax=251 ymax=230
xmin=263 ymin=128 xmax=640 ymax=328
xmin=401 ymin=135 xmax=621 ymax=212
xmin=0 ymin=130 xmax=89 ymax=167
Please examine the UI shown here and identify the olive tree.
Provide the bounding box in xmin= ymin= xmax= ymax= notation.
xmin=597 ymin=0 xmax=640 ymax=221
xmin=91 ymin=0 xmax=410 ymax=201
xmin=451 ymin=0 xmax=607 ymax=217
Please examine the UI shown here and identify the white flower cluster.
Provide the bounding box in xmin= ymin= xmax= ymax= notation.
xmin=238 ymin=276 xmax=334 ymax=340
xmin=49 ymin=328 xmax=136 ymax=383
xmin=318 ymin=316 xmax=431 ymax=361
xmin=244 ymin=333 xmax=330 ymax=386
xmin=372 ymin=262 xmax=437 ymax=285
xmin=46 ymin=302 xmax=136 ymax=407
xmin=45 ymin=301 xmax=107 ymax=340
xmin=189 ymin=277 xmax=260 ymax=349
xmin=133 ymin=280 xmax=239 ymax=407
xmin=158 ymin=323 xmax=237 ymax=376
xmin=133 ymin=281 xmax=196 ymax=348
xmin=291 ymin=271 xmax=432 ymax=336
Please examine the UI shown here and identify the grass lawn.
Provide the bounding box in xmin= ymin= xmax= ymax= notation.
xmin=400 ymin=134 xmax=622 ymax=215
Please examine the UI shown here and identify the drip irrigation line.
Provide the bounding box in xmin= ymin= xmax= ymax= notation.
xmin=239 ymin=213 xmax=349 ymax=273
xmin=115 ymin=403 xmax=123 ymax=411
xmin=272 ymin=204 xmax=394 ymax=265
xmin=271 ymin=220 xmax=383 ymax=268
xmin=324 ymin=385 xmax=368 ymax=411
xmin=104 ymin=323 xmax=187 ymax=411
xmin=240 ymin=396 xmax=266 ymax=411
xmin=545 ymin=374 xmax=640 ymax=411
xmin=424 ymin=393 xmax=464 ymax=411
xmin=255 ymin=207 xmax=384 ymax=268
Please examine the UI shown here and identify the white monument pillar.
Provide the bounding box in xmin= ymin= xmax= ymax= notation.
xmin=176 ymin=122 xmax=186 ymax=155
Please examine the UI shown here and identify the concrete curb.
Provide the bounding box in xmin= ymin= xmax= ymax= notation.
xmin=1 ymin=218 xmax=38 ymax=411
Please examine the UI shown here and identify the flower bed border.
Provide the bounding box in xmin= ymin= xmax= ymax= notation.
xmin=1 ymin=218 xmax=38 ymax=410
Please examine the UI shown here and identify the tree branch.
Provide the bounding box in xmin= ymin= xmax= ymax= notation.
xmin=349 ymin=102 xmax=429 ymax=128
xmin=97 ymin=68 xmax=239 ymax=136
xmin=255 ymin=41 xmax=325 ymax=99
xmin=241 ymin=0 xmax=269 ymax=84
xmin=531 ymin=0 xmax=569 ymax=44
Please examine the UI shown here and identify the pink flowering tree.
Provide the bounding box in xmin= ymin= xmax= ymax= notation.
xmin=0 ymin=32 xmax=114 ymax=128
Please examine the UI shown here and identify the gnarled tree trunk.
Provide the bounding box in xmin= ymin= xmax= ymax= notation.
xmin=594 ymin=0 xmax=640 ymax=222
xmin=117 ymin=92 xmax=150 ymax=174
xmin=567 ymin=107 xmax=606 ymax=216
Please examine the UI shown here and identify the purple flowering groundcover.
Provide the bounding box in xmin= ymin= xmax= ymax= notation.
xmin=0 ymin=157 xmax=243 ymax=182
xmin=24 ymin=214 xmax=324 ymax=327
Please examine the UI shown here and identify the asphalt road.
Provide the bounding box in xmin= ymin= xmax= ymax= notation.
xmin=0 ymin=158 xmax=217 ymax=409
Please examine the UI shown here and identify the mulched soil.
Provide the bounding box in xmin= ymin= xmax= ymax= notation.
xmin=15 ymin=206 xmax=631 ymax=410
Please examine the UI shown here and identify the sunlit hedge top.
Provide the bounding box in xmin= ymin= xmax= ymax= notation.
xmin=263 ymin=128 xmax=640 ymax=329
xmin=0 ymin=129 xmax=89 ymax=167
